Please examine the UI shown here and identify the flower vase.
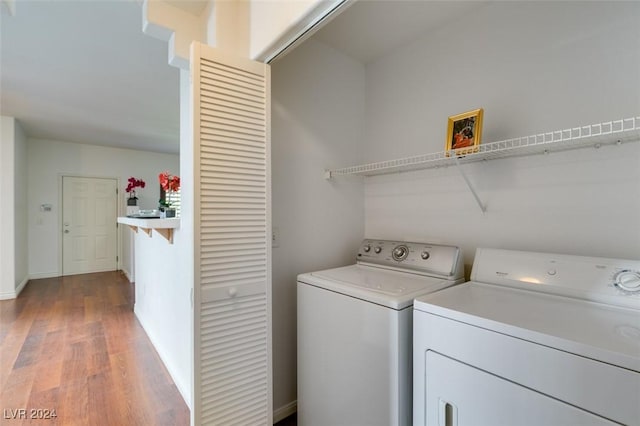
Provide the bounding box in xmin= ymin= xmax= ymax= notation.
xmin=159 ymin=208 xmax=175 ymax=218
xmin=127 ymin=191 xmax=138 ymax=206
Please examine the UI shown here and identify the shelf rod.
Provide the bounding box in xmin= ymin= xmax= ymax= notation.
xmin=324 ymin=117 xmax=638 ymax=179
xmin=454 ymin=156 xmax=486 ymax=214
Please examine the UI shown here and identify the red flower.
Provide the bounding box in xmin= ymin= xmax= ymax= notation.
xmin=125 ymin=177 xmax=146 ymax=193
xmin=159 ymin=172 xmax=180 ymax=192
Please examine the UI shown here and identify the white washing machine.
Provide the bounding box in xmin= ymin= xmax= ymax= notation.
xmin=413 ymin=248 xmax=640 ymax=426
xmin=297 ymin=239 xmax=464 ymax=426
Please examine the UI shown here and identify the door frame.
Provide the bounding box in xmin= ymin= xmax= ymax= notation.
xmin=58 ymin=174 xmax=121 ymax=276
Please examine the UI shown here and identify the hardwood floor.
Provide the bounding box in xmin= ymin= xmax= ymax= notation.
xmin=274 ymin=413 xmax=296 ymax=426
xmin=0 ymin=271 xmax=189 ymax=425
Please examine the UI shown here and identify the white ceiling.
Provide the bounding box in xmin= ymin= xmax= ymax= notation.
xmin=1 ymin=0 xmax=180 ymax=154
xmin=313 ymin=0 xmax=489 ymax=64
xmin=0 ymin=0 xmax=487 ymax=155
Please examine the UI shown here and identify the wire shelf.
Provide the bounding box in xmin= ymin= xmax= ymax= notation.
xmin=325 ymin=117 xmax=640 ymax=179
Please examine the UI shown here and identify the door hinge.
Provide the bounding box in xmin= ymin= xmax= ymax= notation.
xmin=116 ymin=188 xmax=119 ymax=194
xmin=116 ymin=256 xmax=119 ymax=262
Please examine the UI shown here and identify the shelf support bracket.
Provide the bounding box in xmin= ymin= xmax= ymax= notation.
xmin=454 ymin=156 xmax=486 ymax=213
xmin=155 ymin=228 xmax=174 ymax=244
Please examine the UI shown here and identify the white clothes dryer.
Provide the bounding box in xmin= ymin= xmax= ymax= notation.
xmin=297 ymin=239 xmax=464 ymax=426
xmin=413 ymin=248 xmax=640 ymax=426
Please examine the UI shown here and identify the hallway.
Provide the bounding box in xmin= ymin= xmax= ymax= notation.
xmin=0 ymin=272 xmax=189 ymax=425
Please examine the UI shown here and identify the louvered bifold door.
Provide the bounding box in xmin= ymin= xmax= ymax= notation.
xmin=191 ymin=43 xmax=272 ymax=426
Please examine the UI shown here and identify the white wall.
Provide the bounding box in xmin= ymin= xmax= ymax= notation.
xmin=363 ymin=2 xmax=640 ymax=268
xmin=1 ymin=116 xmax=16 ymax=298
xmin=132 ymin=224 xmax=191 ymax=407
xmin=364 ymin=2 xmax=640 ymax=163
xmin=271 ymin=38 xmax=365 ymax=418
xmin=125 ymin=70 xmax=193 ymax=409
xmin=143 ymin=0 xmax=206 ymax=69
xmin=0 ymin=116 xmax=27 ymax=299
xmin=144 ymin=0 xmax=333 ymax=67
xmin=27 ymin=138 xmax=179 ymax=279
xmin=249 ymin=0 xmax=318 ymax=59
xmin=179 ymin=67 xmax=194 ymax=408
xmin=14 ymin=118 xmax=28 ymax=291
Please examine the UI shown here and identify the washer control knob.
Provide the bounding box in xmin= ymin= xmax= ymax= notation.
xmin=392 ymin=245 xmax=409 ymax=261
xmin=421 ymin=251 xmax=430 ymax=260
xmin=363 ymin=245 xmax=371 ymax=253
xmin=547 ymin=269 xmax=557 ymax=276
xmin=614 ymin=270 xmax=640 ymax=294
xmin=374 ymin=246 xmax=382 ymax=254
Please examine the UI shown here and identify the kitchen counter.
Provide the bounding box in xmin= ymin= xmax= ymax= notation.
xmin=117 ymin=216 xmax=180 ymax=243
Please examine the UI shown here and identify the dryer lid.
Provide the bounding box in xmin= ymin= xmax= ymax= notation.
xmin=414 ymin=282 xmax=640 ymax=371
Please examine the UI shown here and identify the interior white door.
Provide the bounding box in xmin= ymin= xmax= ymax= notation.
xmin=62 ymin=176 xmax=117 ymax=275
xmin=192 ymin=43 xmax=272 ymax=425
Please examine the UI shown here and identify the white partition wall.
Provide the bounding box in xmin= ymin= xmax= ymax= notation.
xmin=191 ymin=42 xmax=272 ymax=425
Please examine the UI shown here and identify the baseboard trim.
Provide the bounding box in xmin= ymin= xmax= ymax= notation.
xmin=29 ymin=271 xmax=60 ymax=280
xmin=273 ymin=400 xmax=297 ymax=423
xmin=0 ymin=276 xmax=30 ymax=300
xmin=15 ymin=276 xmax=29 ymax=297
xmin=121 ymin=268 xmax=134 ymax=283
xmin=134 ymin=307 xmax=191 ymax=410
xmin=0 ymin=291 xmax=15 ymax=300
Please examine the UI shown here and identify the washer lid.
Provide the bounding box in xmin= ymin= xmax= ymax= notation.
xmin=298 ymin=264 xmax=459 ymax=310
xmin=414 ymin=282 xmax=640 ymax=371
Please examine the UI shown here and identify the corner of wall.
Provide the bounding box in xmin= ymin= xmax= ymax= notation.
xmin=121 ymin=268 xmax=134 ymax=283
xmin=250 ymin=0 xmax=348 ymax=62
xmin=209 ymin=0 xmax=250 ymax=58
xmin=1 ymin=116 xmax=16 ymax=297
xmin=142 ymin=0 xmax=205 ymax=70
xmin=14 ymin=276 xmax=29 ymax=297
xmin=273 ymin=401 xmax=297 ymax=423
xmin=14 ymin=119 xmax=28 ymax=290
xmin=0 ymin=0 xmax=16 ymax=16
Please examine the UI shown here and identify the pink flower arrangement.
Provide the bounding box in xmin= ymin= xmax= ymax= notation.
xmin=125 ymin=177 xmax=146 ymax=198
xmin=159 ymin=171 xmax=180 ymax=193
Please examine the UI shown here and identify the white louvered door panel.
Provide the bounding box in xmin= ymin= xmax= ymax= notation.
xmin=192 ymin=43 xmax=272 ymax=426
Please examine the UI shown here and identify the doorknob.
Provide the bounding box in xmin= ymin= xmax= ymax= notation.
xmin=64 ymin=230 xmax=70 ymax=234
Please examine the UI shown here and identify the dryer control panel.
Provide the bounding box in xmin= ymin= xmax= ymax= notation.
xmin=356 ymin=239 xmax=463 ymax=280
xmin=471 ymin=248 xmax=640 ymax=309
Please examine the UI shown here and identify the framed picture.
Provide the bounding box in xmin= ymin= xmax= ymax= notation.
xmin=446 ymin=108 xmax=483 ymax=156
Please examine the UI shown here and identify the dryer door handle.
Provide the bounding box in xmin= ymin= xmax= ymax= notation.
xmin=439 ymin=399 xmax=458 ymax=426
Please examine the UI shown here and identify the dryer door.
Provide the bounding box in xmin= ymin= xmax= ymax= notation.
xmin=424 ymin=351 xmax=616 ymax=426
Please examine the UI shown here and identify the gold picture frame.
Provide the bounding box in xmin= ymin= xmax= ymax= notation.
xmin=446 ymin=108 xmax=483 ymax=156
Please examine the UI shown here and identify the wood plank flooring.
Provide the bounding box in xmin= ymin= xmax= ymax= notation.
xmin=274 ymin=413 xmax=296 ymax=426
xmin=0 ymin=272 xmax=189 ymax=425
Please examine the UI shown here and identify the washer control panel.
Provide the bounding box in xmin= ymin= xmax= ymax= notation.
xmin=392 ymin=245 xmax=409 ymax=261
xmin=357 ymin=239 xmax=461 ymax=278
